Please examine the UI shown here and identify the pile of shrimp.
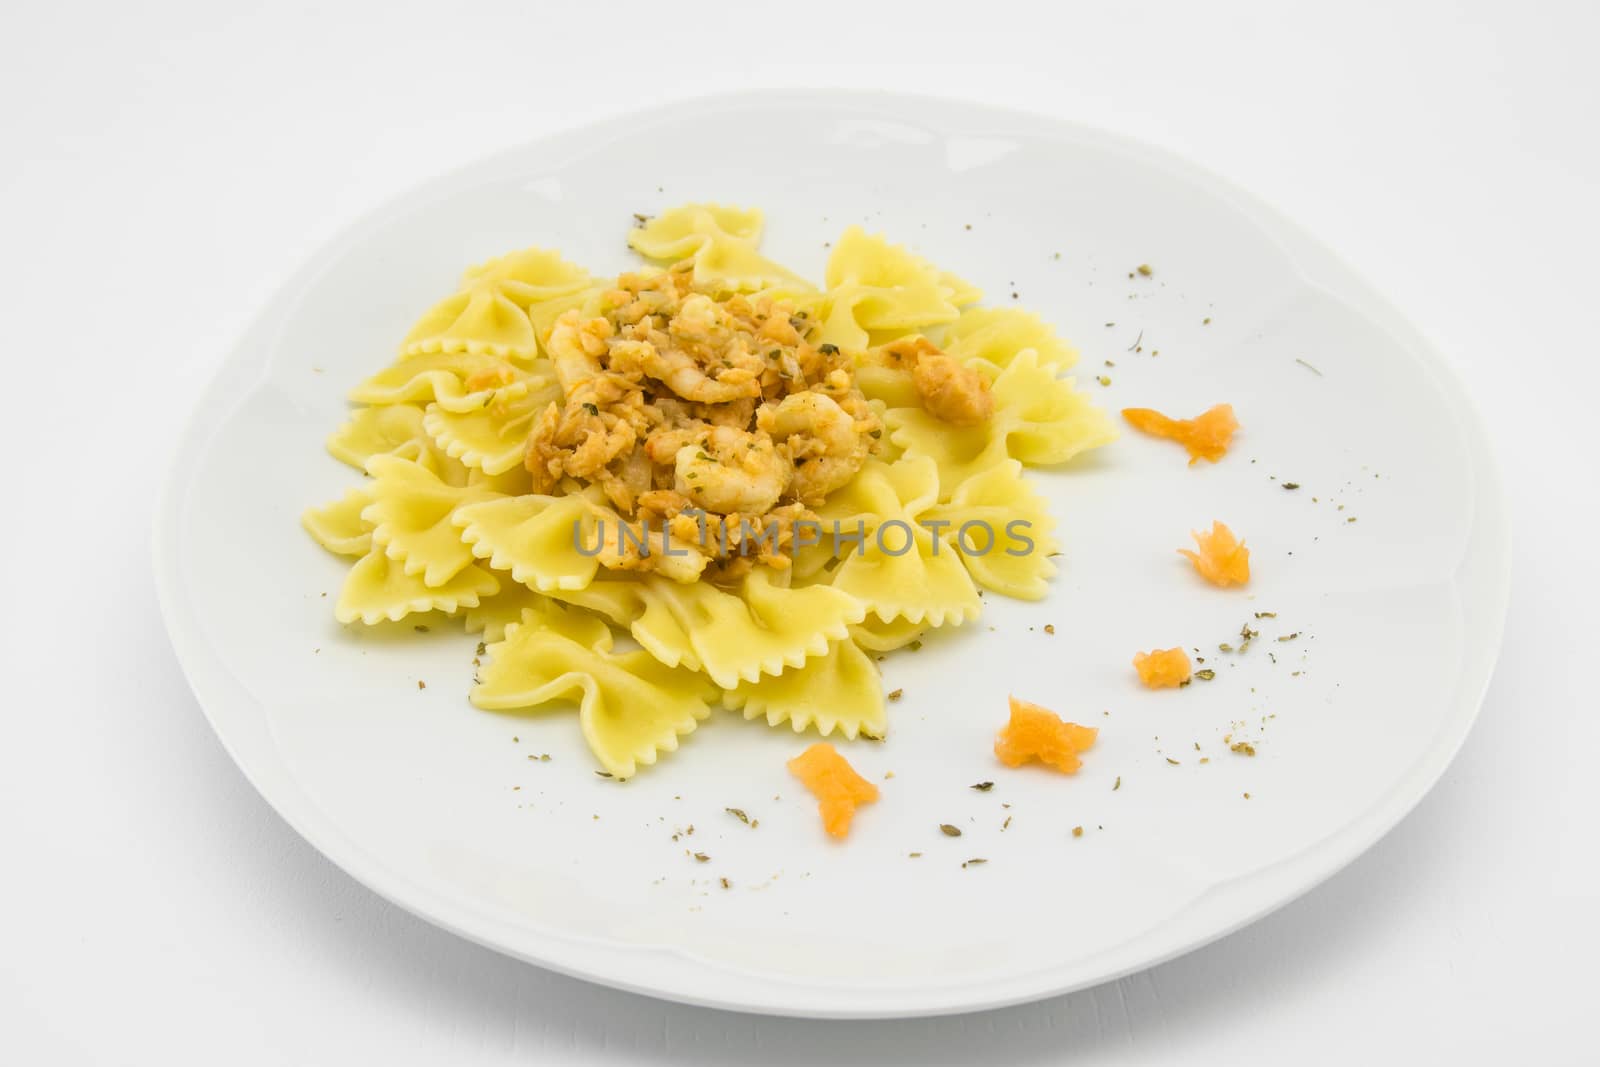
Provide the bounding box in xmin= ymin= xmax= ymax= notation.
xmin=525 ymin=264 xmax=885 ymax=578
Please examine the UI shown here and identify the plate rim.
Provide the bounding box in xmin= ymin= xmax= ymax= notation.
xmin=152 ymin=87 xmax=1512 ymax=1019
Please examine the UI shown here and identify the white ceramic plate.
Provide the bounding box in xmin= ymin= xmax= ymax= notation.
xmin=154 ymin=91 xmax=1509 ymax=1018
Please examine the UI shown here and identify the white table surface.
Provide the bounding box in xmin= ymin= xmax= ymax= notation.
xmin=5 ymin=1 xmax=1595 ymax=1062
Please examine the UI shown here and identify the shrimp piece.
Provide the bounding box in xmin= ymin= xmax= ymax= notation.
xmin=523 ymin=401 xmax=563 ymax=493
xmin=546 ymin=310 xmax=612 ymax=395
xmin=913 ymin=351 xmax=993 ymax=425
xmin=759 ymin=391 xmax=870 ymax=504
xmin=669 ymin=293 xmax=729 ymax=345
xmin=592 ymin=517 xmax=709 ymax=583
xmin=625 ymin=293 xmax=764 ymax=403
xmin=594 ymin=447 xmax=654 ymax=514
xmin=636 ymin=488 xmax=693 ymax=518
xmin=673 ymin=425 xmax=791 ymax=515
xmin=640 ymin=343 xmax=762 ymax=403
xmin=875 ymin=337 xmax=992 ymax=425
xmin=644 ymin=421 xmax=710 ymax=465
xmin=696 ymin=395 xmax=757 ymax=428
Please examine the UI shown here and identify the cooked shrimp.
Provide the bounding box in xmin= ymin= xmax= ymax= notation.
xmin=644 ymin=421 xmax=710 ymax=465
xmin=594 ymin=447 xmax=654 ymax=513
xmin=874 ymin=337 xmax=992 ymax=425
xmin=592 ymin=517 xmax=709 ymax=583
xmin=673 ymin=425 xmax=791 ymax=515
xmin=759 ymin=391 xmax=870 ymax=504
xmin=546 ymin=310 xmax=612 ymax=395
xmin=913 ymin=351 xmax=993 ymax=425
xmin=640 ymin=344 xmax=762 ymax=404
xmin=521 ymin=265 xmax=874 ymax=558
xmin=523 ymin=401 xmax=563 ymax=494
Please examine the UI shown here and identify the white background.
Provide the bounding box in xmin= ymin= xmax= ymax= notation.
xmin=3 ymin=1 xmax=1594 ymax=1062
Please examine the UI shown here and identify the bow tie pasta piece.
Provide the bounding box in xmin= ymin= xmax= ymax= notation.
xmin=326 ymin=403 xmax=466 ymax=486
xmin=825 ymin=226 xmax=978 ymax=302
xmin=350 ymin=350 xmax=534 ymax=414
xmin=923 ymin=460 xmax=1060 ymax=600
xmin=453 ymin=489 xmax=606 ymax=593
xmin=939 ymin=307 xmax=1078 ymax=371
xmin=492 ymin=598 xmax=611 ymax=646
xmin=830 ymin=518 xmax=980 ymax=628
xmin=399 ymin=247 xmax=590 ymax=363
xmin=816 ymin=286 xmax=962 ymax=353
xmin=852 ymin=359 xmax=921 ymax=410
xmin=887 ymin=349 xmax=1115 ymax=498
xmin=547 ymin=577 xmax=701 ymax=673
xmin=423 ymin=371 xmax=563 ymax=476
xmin=327 ymin=403 xmax=426 ymax=468
xmin=814 ymin=228 xmax=970 ymax=351
xmin=471 ymin=608 xmax=717 ymax=778
xmin=627 ymin=204 xmax=813 ymax=294
xmin=555 ymin=570 xmax=863 ymax=688
xmin=336 ymin=547 xmax=500 ymax=625
xmin=640 ymin=569 xmax=866 ymax=690
xmin=302 ymin=485 xmax=377 ymax=557
xmin=361 ymin=454 xmax=507 ymax=588
xmin=788 ymin=536 xmax=845 ymax=586
xmin=724 ymin=638 xmax=887 ymax=741
xmin=458 ymin=247 xmax=592 ymax=308
xmin=850 ymin=614 xmax=927 ymax=653
xmin=817 ymin=450 xmax=942 ymax=525
xmin=820 ymin=457 xmax=982 ymax=628
xmin=633 ymin=204 xmax=764 ymax=255
xmin=936 ymin=269 xmax=983 ymax=309
xmin=787 ymin=438 xmax=915 ymax=583
xmin=401 ymin=286 xmax=539 ymax=361
xmin=465 ymin=462 xmax=535 ymax=497
xmin=463 ymin=582 xmax=554 ymax=644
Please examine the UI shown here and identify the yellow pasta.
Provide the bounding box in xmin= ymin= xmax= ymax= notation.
xmin=628 ymin=204 xmax=812 ymax=294
xmin=302 ymin=485 xmax=377 ymax=557
xmin=815 ymin=227 xmax=966 ymax=350
xmin=819 ymin=457 xmax=982 ymax=627
xmin=453 ymin=489 xmax=606 ymax=592
xmin=327 ymin=403 xmax=464 ymax=484
xmin=462 ymin=582 xmax=550 ymax=643
xmin=401 ymin=247 xmax=591 ymax=361
xmin=472 ymin=606 xmax=716 ymax=778
xmin=423 ymin=370 xmax=563 ymax=476
xmin=306 ymin=204 xmax=1113 ymax=774
xmin=459 ymin=247 xmax=592 ymax=308
xmin=887 ymin=348 xmax=1116 ymax=496
xmin=551 ymin=569 xmax=863 ymax=689
xmin=849 ymin=614 xmax=927 ymax=652
xmin=336 ymin=547 xmax=500 ymax=625
xmin=350 ymin=350 xmax=532 ymax=414
xmin=924 ymin=459 xmax=1059 ymax=600
xmin=363 ymin=453 xmax=505 ymax=587
xmin=725 ymin=638 xmax=887 ymax=740
xmin=939 ymin=306 xmax=1078 ymax=370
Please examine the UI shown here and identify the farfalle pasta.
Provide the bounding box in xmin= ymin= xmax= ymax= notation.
xmin=303 ymin=204 xmax=1113 ymax=774
xmin=401 ymin=247 xmax=591 ymax=360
